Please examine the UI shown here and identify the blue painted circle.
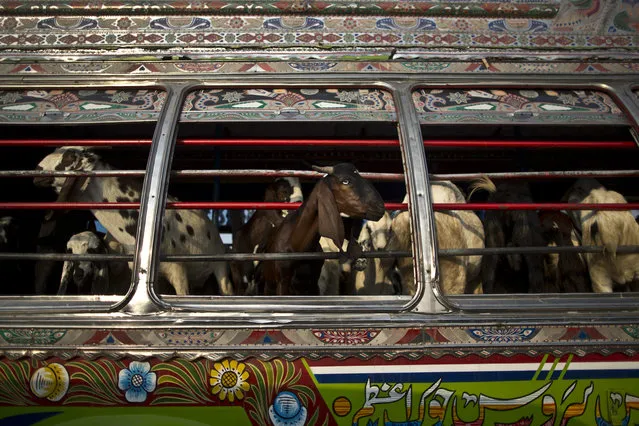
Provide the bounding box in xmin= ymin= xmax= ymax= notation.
xmin=272 ymin=391 xmax=301 ymax=419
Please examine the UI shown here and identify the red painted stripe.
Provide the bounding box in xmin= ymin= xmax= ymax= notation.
xmin=304 ymin=351 xmax=639 ymax=367
xmin=0 ymin=202 xmax=407 ymax=210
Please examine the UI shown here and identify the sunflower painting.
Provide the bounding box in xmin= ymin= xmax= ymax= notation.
xmin=210 ymin=359 xmax=250 ymax=402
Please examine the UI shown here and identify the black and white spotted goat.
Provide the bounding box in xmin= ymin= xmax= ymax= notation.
xmin=34 ymin=146 xmax=233 ymax=296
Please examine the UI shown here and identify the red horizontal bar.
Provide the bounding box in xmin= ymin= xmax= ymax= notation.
xmin=0 ymin=202 xmax=407 ymax=210
xmin=434 ymin=203 xmax=639 ymax=211
xmin=0 ymin=139 xmax=400 ymax=147
xmin=1 ymin=202 xmax=638 ymax=211
xmin=0 ymin=139 xmax=633 ymax=148
xmin=423 ymin=140 xmax=636 ymax=149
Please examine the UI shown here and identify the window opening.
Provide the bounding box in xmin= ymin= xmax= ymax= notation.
xmin=155 ymin=87 xmax=413 ymax=301
xmin=413 ymin=88 xmax=639 ymax=297
xmin=0 ymin=88 xmax=165 ymax=301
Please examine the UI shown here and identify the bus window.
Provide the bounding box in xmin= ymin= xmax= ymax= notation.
xmin=154 ymin=87 xmax=414 ymax=306
xmin=412 ymin=87 xmax=639 ymax=301
xmin=0 ymin=88 xmax=165 ymax=307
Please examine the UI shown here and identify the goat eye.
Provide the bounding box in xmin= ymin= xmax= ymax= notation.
xmin=342 ymin=178 xmax=351 ymax=185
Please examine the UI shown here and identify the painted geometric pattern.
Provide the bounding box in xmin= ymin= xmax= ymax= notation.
xmin=0 ymin=324 xmax=637 ymax=349
xmin=0 ymin=2 xmax=638 ymax=53
xmin=2 ymin=61 xmax=639 ymax=76
xmin=412 ymin=88 xmax=629 ymax=125
xmin=0 ymin=0 xmax=562 ymax=17
xmin=181 ymin=88 xmax=396 ymax=122
xmin=0 ymin=16 xmax=633 ymax=50
xmin=0 ymin=89 xmax=167 ymax=123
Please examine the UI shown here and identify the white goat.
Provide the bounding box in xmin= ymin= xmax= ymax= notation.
xmin=35 ymin=147 xmax=232 ymax=296
xmin=317 ymin=212 xmax=394 ymax=295
xmin=317 ymin=237 xmax=349 ymax=295
xmin=351 ymin=212 xmax=396 ymax=295
xmin=563 ymin=178 xmax=639 ymax=292
xmin=388 ymin=182 xmax=485 ymax=295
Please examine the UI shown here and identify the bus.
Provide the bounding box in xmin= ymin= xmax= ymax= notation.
xmin=0 ymin=0 xmax=638 ymax=424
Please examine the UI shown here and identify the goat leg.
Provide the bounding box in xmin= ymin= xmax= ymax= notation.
xmin=159 ymin=262 xmax=190 ymax=295
xmin=481 ymin=214 xmax=505 ymax=294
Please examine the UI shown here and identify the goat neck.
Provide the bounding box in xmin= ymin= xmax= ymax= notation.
xmin=289 ymin=180 xmax=326 ymax=253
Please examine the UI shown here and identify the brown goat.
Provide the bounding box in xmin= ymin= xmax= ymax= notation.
xmin=230 ymin=178 xmax=302 ymax=295
xmin=538 ymin=211 xmax=591 ymax=293
xmin=255 ymin=163 xmax=385 ymax=295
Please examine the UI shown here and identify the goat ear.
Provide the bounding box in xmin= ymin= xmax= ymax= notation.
xmin=58 ymin=261 xmax=73 ymax=295
xmin=316 ymin=180 xmax=344 ymax=249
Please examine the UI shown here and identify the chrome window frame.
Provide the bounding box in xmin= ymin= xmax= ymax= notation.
xmin=0 ymin=74 xmax=635 ymax=323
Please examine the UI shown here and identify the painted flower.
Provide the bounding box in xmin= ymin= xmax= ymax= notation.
xmin=210 ymin=359 xmax=250 ymax=402
xmin=118 ymin=361 xmax=157 ymax=403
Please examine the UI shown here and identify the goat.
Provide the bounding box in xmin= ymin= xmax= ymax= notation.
xmin=470 ymin=176 xmax=546 ymax=294
xmin=59 ymin=231 xmax=119 ymax=295
xmin=0 ymin=216 xmax=28 ymax=295
xmin=255 ymin=163 xmax=385 ymax=295
xmin=230 ymin=177 xmax=303 ymax=295
xmin=563 ymin=178 xmax=639 ymax=292
xmin=317 ymin=237 xmax=349 ymax=296
xmin=388 ymin=182 xmax=485 ymax=295
xmin=34 ymin=146 xmax=232 ymax=296
xmin=0 ymin=216 xmax=17 ymax=253
xmin=538 ymin=211 xmax=591 ymax=293
xmin=349 ymin=212 xmax=396 ymax=295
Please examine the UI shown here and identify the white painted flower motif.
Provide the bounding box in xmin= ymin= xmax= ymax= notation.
xmin=110 ymin=91 xmax=131 ymax=103
xmin=335 ymin=90 xmax=360 ymax=102
xmin=447 ymin=92 xmax=469 ymax=105
xmin=519 ymin=90 xmax=539 ymax=99
xmin=557 ymin=93 xmax=579 ymax=105
xmin=222 ymin=91 xmax=244 ymax=103
xmin=118 ymin=361 xmax=157 ymax=403
xmin=0 ymin=92 xmax=22 ymax=104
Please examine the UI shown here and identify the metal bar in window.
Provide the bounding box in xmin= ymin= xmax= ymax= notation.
xmin=0 ymin=253 xmax=132 ymax=261
xmin=2 ymin=201 xmax=639 ymax=211
xmin=2 ymin=138 xmax=634 ymax=148
xmin=159 ymin=251 xmax=412 ymax=262
xmin=439 ymin=245 xmax=639 ymax=257
xmin=0 ymin=251 xmax=410 ymax=261
xmin=3 ymin=169 xmax=638 ymax=181
xmin=0 ymin=169 xmax=405 ymax=181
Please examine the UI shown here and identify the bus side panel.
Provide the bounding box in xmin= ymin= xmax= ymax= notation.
xmin=0 ymin=352 xmax=637 ymax=425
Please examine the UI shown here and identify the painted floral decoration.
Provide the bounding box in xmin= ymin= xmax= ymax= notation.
xmin=118 ymin=361 xmax=157 ymax=403
xmin=210 ymin=359 xmax=250 ymax=402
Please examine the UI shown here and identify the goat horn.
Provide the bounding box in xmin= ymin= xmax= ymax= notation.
xmin=312 ymin=165 xmax=334 ymax=175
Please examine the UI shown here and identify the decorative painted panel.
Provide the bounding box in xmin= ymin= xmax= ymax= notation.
xmin=412 ymin=88 xmax=629 ymax=125
xmin=0 ymin=352 xmax=638 ymax=425
xmin=0 ymin=1 xmax=562 ymax=17
xmin=0 ymin=324 xmax=637 ymax=349
xmin=0 ymin=1 xmax=637 ymax=57
xmin=181 ymin=88 xmax=396 ymax=122
xmin=2 ymin=60 xmax=639 ymax=76
xmin=0 ymin=89 xmax=167 ymax=123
